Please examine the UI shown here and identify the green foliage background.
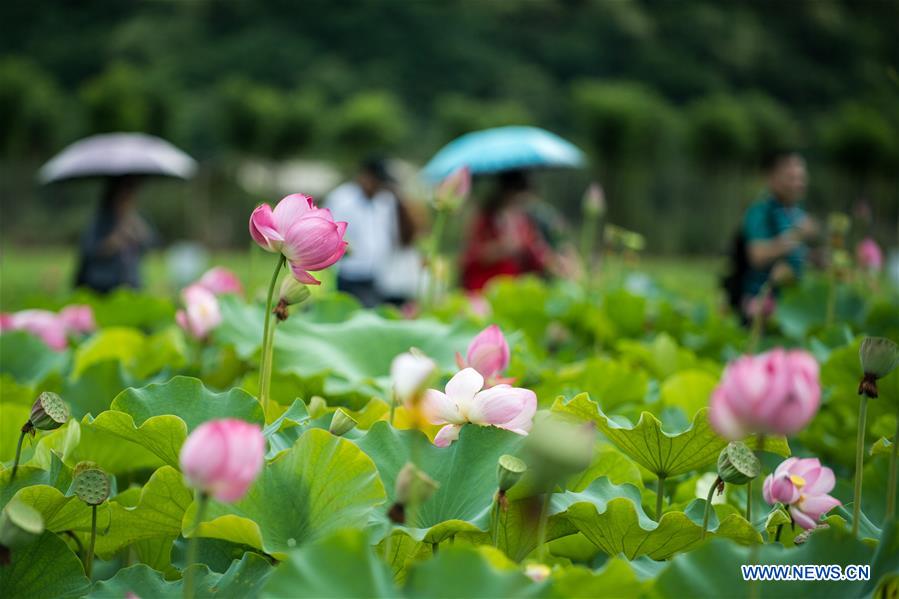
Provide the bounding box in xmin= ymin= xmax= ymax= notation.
xmin=0 ymin=0 xmax=897 ymax=253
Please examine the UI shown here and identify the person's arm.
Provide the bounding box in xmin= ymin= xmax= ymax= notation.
xmin=746 ymin=232 xmax=800 ymax=269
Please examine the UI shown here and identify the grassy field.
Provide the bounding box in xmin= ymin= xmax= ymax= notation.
xmin=0 ymin=245 xmax=724 ymax=311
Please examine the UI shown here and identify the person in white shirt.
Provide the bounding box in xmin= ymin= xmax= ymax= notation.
xmin=325 ymin=158 xmax=414 ymax=307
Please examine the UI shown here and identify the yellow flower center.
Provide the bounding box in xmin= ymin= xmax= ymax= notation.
xmin=789 ymin=474 xmax=806 ymax=488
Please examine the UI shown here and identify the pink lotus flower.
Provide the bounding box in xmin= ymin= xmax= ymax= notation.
xmin=709 ymin=349 xmax=820 ymax=440
xmin=176 ymin=284 xmax=222 ymax=340
xmin=179 ymin=419 xmax=265 ymax=503
xmin=763 ymin=457 xmax=841 ymax=530
xmin=456 ymin=325 xmax=512 ymax=385
xmin=424 ymin=367 xmax=536 ymax=447
xmin=856 ymin=237 xmax=883 ymax=272
xmin=582 ymin=182 xmax=606 ymax=217
xmin=249 ymin=194 xmax=348 ymax=284
xmin=197 ymin=267 xmax=243 ymax=296
xmin=0 ymin=309 xmax=68 ymax=351
xmin=58 ymin=305 xmax=96 ymax=334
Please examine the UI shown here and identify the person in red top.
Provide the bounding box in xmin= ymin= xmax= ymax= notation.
xmin=461 ymin=170 xmax=554 ymax=291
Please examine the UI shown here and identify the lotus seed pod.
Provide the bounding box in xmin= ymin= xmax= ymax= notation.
xmin=716 ymin=441 xmax=760 ymax=485
xmin=72 ymin=466 xmax=111 ymax=506
xmin=496 ymin=454 xmax=527 ymax=492
xmin=525 ymin=417 xmax=594 ymax=481
xmin=0 ymin=499 xmax=44 ymax=549
xmin=860 ymin=337 xmax=899 ymax=380
xmin=328 ymin=409 xmax=357 ymax=437
xmin=278 ymin=277 xmax=312 ymax=307
xmin=28 ymin=392 xmax=69 ymax=432
xmin=394 ymin=462 xmax=439 ymax=506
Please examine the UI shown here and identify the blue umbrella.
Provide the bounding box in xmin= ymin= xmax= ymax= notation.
xmin=422 ymin=126 xmax=586 ymax=183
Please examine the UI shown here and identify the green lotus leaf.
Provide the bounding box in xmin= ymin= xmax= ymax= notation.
xmin=0 ymin=402 xmax=30 ymax=462
xmin=70 ymin=287 xmax=175 ymax=329
xmin=567 ymin=448 xmax=644 ymax=491
xmin=533 ymin=357 xmax=649 ymax=412
xmin=405 ymin=544 xmax=547 ymax=599
xmin=0 ymin=531 xmax=91 ymax=599
xmin=0 ymin=374 xmax=34 ymax=406
xmin=71 ymin=327 xmax=188 ymax=381
xmin=184 ymin=428 xmax=386 ymax=559
xmin=1 ymin=453 xmax=72 ymax=507
xmin=872 ymin=436 xmax=892 ymax=456
xmin=864 ymin=517 xmax=899 ymax=596
xmin=10 ymin=484 xmax=109 ymax=532
xmin=31 ymin=417 xmax=164 ymax=474
xmin=659 ymin=369 xmax=720 ymax=417
xmin=547 ymin=557 xmax=650 ymax=598
xmin=353 ymin=422 xmax=526 ymax=543
xmin=0 ymin=331 xmax=68 ymax=386
xmin=61 ymin=360 xmax=130 ymax=419
xmin=552 ymin=394 xmax=789 ymax=478
xmin=556 ymin=477 xmax=762 ymax=560
xmin=216 ymin=296 xmax=473 ymax=407
xmin=654 ymin=520 xmax=874 ymax=598
xmin=78 ymin=376 xmax=264 ymax=468
xmin=89 ymin=465 xmax=192 ymax=558
xmin=775 ymin=280 xmax=866 ymax=340
xmin=263 ymin=528 xmax=548 ymax=599
xmin=262 ymin=529 xmax=398 ymax=598
xmin=86 ymin=553 xmax=272 ymax=598
xmin=72 ymin=327 xmax=145 ymax=379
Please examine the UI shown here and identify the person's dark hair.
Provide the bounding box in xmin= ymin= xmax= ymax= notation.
xmin=360 ymin=156 xmax=395 ymax=184
xmin=484 ymin=169 xmax=531 ymax=213
xmin=761 ymin=149 xmax=802 ymax=173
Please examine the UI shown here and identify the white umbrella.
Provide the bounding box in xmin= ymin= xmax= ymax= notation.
xmin=38 ymin=132 xmax=197 ymax=183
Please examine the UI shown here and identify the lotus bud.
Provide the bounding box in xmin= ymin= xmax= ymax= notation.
xmin=0 ymin=499 xmax=44 ymax=549
xmin=307 ymin=396 xmax=327 ymax=419
xmin=582 ymin=183 xmax=605 ymax=218
xmin=274 ymin=277 xmax=311 ymax=321
xmin=329 ymin=409 xmax=357 ymax=436
xmin=858 ymin=336 xmax=899 ymax=398
xmin=497 ymin=454 xmax=527 ymax=492
xmin=716 ymin=441 xmax=761 ymax=485
xmin=70 ymin=463 xmax=112 ymax=505
xmin=27 ymin=392 xmax=69 ymax=434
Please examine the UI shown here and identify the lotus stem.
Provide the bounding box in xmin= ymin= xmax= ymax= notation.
xmin=535 ymin=492 xmax=551 ymax=561
xmin=774 ymin=523 xmax=783 ymax=543
xmin=852 ymin=394 xmax=869 ymax=537
xmin=887 ymin=414 xmax=899 ymax=521
xmin=84 ymin=505 xmax=97 ymax=578
xmin=490 ymin=495 xmax=501 ymax=548
xmin=655 ymin=475 xmax=666 ymax=521
xmin=701 ymin=476 xmax=721 ymax=540
xmin=259 ymin=255 xmax=285 ymax=417
xmin=745 ymin=478 xmax=752 ymax=523
xmin=9 ymin=427 xmax=28 ymax=484
xmin=424 ymin=208 xmax=448 ymax=308
xmin=579 ymin=213 xmax=598 ymax=288
xmin=183 ymin=492 xmax=209 ymax=599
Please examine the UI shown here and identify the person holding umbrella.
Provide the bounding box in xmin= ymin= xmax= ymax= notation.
xmin=74 ymin=175 xmax=156 ymax=292
xmin=421 ymin=126 xmax=587 ymax=292
xmin=39 ymin=132 xmax=197 ymax=293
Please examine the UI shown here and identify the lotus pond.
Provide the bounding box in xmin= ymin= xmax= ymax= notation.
xmin=1 ymin=262 xmax=898 ymax=598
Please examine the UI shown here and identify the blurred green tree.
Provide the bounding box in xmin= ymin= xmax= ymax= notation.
xmin=821 ymin=103 xmax=897 ymax=174
xmin=79 ymin=62 xmax=173 ymax=136
xmin=686 ymin=95 xmax=755 ymax=166
xmin=0 ymin=58 xmax=66 ymax=158
xmin=330 ymin=91 xmax=408 ymax=162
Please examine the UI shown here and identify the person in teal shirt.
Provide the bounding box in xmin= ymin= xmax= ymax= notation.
xmin=740 ymin=151 xmax=818 ymax=304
